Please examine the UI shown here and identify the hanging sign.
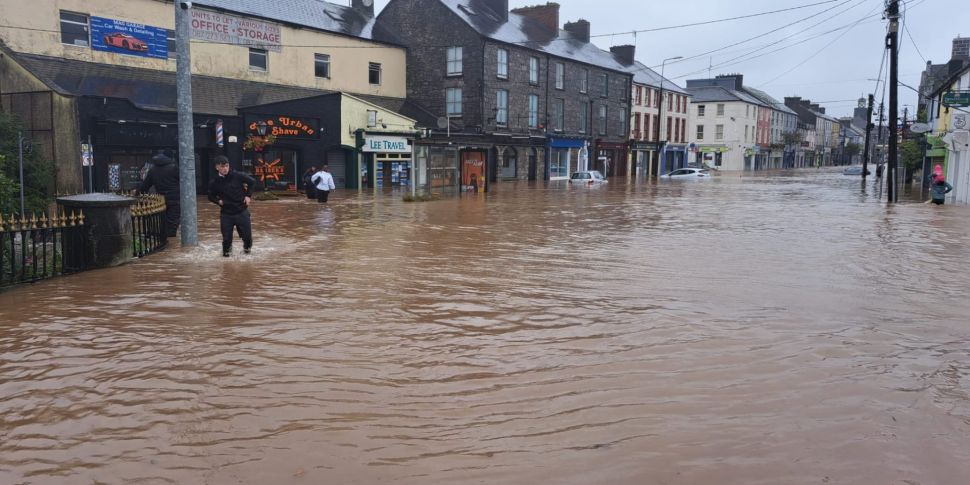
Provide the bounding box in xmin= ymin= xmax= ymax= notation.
xmin=90 ymin=17 xmax=168 ymax=59
xmin=942 ymin=91 xmax=970 ymax=108
xmin=191 ymin=9 xmax=282 ymax=52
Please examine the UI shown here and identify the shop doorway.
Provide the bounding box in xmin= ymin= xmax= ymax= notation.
xmin=528 ymin=150 xmax=538 ymax=181
xmin=461 ymin=151 xmax=486 ymax=193
xmin=373 ymin=153 xmax=412 ymax=192
xmin=501 ymin=147 xmax=518 ymax=179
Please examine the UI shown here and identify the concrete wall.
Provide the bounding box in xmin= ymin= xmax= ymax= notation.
xmin=0 ymin=0 xmax=406 ymax=98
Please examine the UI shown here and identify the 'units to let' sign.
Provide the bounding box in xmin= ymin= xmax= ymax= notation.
xmin=364 ymin=136 xmax=411 ymax=153
xmin=190 ymin=9 xmax=281 ymax=52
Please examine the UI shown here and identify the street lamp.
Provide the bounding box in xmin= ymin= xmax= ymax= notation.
xmin=657 ymin=56 xmax=682 ymax=174
xmin=256 ymin=120 xmax=268 ymax=136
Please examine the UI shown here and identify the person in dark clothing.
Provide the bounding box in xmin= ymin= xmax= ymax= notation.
xmin=207 ymin=155 xmax=257 ymax=257
xmin=138 ymin=151 xmax=181 ymax=237
xmin=302 ymin=166 xmax=318 ymax=200
xmin=875 ymin=163 xmax=884 ymax=178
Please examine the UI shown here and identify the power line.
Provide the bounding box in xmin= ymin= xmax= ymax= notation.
xmin=590 ymin=0 xmax=840 ymax=38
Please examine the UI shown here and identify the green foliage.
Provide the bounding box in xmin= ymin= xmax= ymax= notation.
xmin=0 ymin=111 xmax=55 ymax=214
xmin=403 ymin=191 xmax=438 ymax=203
xmin=844 ymin=142 xmax=862 ymax=159
xmin=781 ymin=131 xmax=804 ymax=147
xmin=900 ymin=139 xmax=922 ymax=169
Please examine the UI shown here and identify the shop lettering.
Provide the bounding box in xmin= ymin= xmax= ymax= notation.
xmin=248 ymin=116 xmax=316 ymax=138
xmin=254 ymin=158 xmax=285 ymax=182
xmin=368 ymin=140 xmax=408 ymax=151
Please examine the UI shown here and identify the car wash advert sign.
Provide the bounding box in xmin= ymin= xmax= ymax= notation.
xmin=90 ymin=17 xmax=168 ymax=59
xmin=190 ymin=9 xmax=282 ymax=52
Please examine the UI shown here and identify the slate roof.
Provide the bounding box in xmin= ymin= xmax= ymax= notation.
xmin=626 ymin=61 xmax=687 ymax=95
xmin=742 ymin=86 xmax=797 ymax=115
xmin=438 ymin=0 xmax=631 ymax=74
xmin=194 ymin=0 xmax=401 ymax=43
xmin=686 ymin=85 xmax=767 ymax=106
xmin=14 ymin=53 xmax=333 ymax=116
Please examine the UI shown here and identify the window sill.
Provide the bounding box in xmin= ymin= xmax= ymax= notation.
xmin=496 ymin=76 xmax=508 ymax=81
xmin=446 ymin=73 xmax=463 ymax=78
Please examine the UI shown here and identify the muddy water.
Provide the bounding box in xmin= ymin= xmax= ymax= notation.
xmin=2 ymin=170 xmax=970 ymax=484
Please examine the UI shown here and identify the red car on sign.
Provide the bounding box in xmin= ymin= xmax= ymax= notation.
xmin=103 ymin=33 xmax=148 ymax=52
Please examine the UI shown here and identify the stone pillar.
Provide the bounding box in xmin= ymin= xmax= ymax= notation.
xmin=57 ymin=194 xmax=136 ymax=269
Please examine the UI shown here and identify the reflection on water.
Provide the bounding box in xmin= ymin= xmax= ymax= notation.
xmin=3 ymin=170 xmax=970 ymax=484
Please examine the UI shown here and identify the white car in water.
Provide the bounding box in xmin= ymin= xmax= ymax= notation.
xmin=660 ymin=168 xmax=712 ymax=179
xmin=569 ymin=170 xmax=608 ymax=184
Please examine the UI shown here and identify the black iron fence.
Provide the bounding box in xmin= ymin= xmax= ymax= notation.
xmin=0 ymin=210 xmax=87 ymax=289
xmin=131 ymin=194 xmax=168 ymax=258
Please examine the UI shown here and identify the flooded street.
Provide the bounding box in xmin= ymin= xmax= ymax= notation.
xmin=3 ymin=169 xmax=970 ymax=484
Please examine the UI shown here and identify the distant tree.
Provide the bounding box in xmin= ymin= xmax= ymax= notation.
xmin=844 ymin=142 xmax=862 ymax=160
xmin=900 ymin=139 xmax=922 ymax=170
xmin=781 ymin=130 xmax=803 ymax=148
xmin=0 ymin=111 xmax=55 ymax=214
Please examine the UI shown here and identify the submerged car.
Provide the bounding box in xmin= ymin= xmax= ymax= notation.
xmin=103 ymin=33 xmax=148 ymax=52
xmin=569 ymin=170 xmax=607 ymax=184
xmin=660 ymin=168 xmax=711 ymax=179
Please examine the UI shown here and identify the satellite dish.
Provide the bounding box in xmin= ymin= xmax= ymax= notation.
xmin=437 ymin=117 xmax=449 ymax=129
xmin=909 ymin=122 xmax=932 ymax=134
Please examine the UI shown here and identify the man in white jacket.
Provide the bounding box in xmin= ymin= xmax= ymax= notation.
xmin=311 ymin=165 xmax=336 ymax=203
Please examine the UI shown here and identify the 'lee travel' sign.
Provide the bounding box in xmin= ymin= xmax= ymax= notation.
xmin=363 ymin=136 xmax=410 ymax=153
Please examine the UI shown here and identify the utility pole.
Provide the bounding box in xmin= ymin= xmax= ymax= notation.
xmin=176 ymin=1 xmax=198 ymax=245
xmin=18 ymin=132 xmax=25 ymax=215
xmin=877 ymin=102 xmax=885 ymax=168
xmin=886 ymin=0 xmax=900 ymax=203
xmin=862 ymin=94 xmax=874 ymax=179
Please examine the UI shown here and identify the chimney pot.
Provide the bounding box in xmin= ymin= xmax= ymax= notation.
xmin=610 ymin=44 xmax=635 ymax=65
xmin=565 ymin=19 xmax=591 ymax=43
xmin=511 ymin=2 xmax=560 ymax=35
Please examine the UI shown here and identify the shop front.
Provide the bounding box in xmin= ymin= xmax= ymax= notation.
xmin=662 ymin=143 xmax=688 ymax=174
xmin=630 ymin=141 xmax=660 ymax=178
xmin=414 ymin=144 xmax=460 ymax=195
xmin=359 ymin=132 xmax=415 ymax=191
xmin=238 ymin=109 xmax=331 ymax=192
xmin=594 ymin=140 xmax=628 ymax=178
xmin=548 ymin=136 xmax=588 ymax=180
xmin=696 ymin=146 xmax=730 ymax=169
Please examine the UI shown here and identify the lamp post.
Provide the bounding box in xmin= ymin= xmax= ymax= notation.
xmin=256 ymin=120 xmax=268 ymax=137
xmin=656 ymin=56 xmax=682 ymax=175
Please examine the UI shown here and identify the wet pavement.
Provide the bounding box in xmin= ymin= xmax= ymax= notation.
xmin=2 ymin=169 xmax=970 ymax=484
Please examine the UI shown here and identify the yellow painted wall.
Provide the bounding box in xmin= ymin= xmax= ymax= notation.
xmin=339 ymin=94 xmax=417 ymax=147
xmin=0 ymin=0 xmax=406 ymax=98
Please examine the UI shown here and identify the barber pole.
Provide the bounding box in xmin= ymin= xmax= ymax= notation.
xmin=216 ymin=119 xmax=224 ymax=148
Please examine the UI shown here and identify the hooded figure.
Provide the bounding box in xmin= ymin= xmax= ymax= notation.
xmin=930 ymin=164 xmax=953 ymax=205
xmin=139 ymin=151 xmax=181 ymax=237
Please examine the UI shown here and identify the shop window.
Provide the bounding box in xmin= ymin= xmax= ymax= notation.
xmin=60 ymin=11 xmax=89 ymax=47
xmin=249 ymin=48 xmax=267 ymax=71
xmin=369 ymin=62 xmax=382 ymax=85
xmin=497 ymin=49 xmax=508 ymax=79
xmin=315 ymin=53 xmax=331 ymax=78
xmin=550 ymin=149 xmax=570 ymax=178
xmin=447 ymin=47 xmax=462 ymax=76
xmin=446 ymin=88 xmax=462 ymax=116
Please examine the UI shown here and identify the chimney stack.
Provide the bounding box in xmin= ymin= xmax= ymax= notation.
xmin=952 ymin=36 xmax=970 ymax=60
xmin=351 ymin=0 xmax=374 ymax=17
xmin=610 ymin=45 xmax=635 ymax=65
xmin=511 ymin=2 xmax=560 ymax=34
xmin=564 ymin=19 xmax=591 ymax=43
xmin=481 ymin=0 xmax=509 ymax=22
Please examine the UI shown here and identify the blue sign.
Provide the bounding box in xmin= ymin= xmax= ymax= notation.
xmin=91 ymin=17 xmax=168 ymax=59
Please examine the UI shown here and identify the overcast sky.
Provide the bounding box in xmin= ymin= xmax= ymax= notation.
xmin=372 ymin=0 xmax=969 ymax=119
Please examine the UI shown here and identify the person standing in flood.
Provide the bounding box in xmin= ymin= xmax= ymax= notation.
xmin=311 ymin=165 xmax=336 ymax=203
xmin=930 ymin=164 xmax=953 ymax=205
xmin=208 ymin=156 xmax=257 ymax=256
xmin=302 ymin=166 xmax=318 ymax=200
xmin=138 ymin=151 xmax=180 ymax=237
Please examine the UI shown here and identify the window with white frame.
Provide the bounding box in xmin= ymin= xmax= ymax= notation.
xmin=60 ymin=11 xmax=89 ymax=47
xmin=698 ymin=105 xmax=706 ymax=117
xmin=367 ymin=110 xmax=378 ymax=128
xmin=529 ymin=57 xmax=539 ymax=85
xmin=446 ymin=88 xmax=462 ymax=116
xmin=598 ymin=105 xmax=608 ymax=135
xmin=496 ymin=90 xmax=508 ymax=126
xmin=600 ymin=73 xmax=608 ymax=97
xmin=249 ymin=48 xmax=267 ymax=71
xmin=618 ymin=108 xmax=627 ymax=136
xmin=497 ymin=48 xmax=508 ymax=79
xmin=580 ymin=69 xmax=589 ymax=93
xmin=528 ymin=94 xmax=539 ymax=128
xmin=315 ymin=53 xmax=331 ymax=78
xmin=447 ymin=47 xmax=463 ymax=76
xmin=555 ymin=63 xmax=565 ymax=90
xmin=696 ymin=125 xmax=704 ymax=140
xmin=716 ymin=124 xmax=724 ymax=140
xmin=717 ymin=104 xmax=725 ymax=116
xmin=369 ymin=62 xmax=382 ymax=84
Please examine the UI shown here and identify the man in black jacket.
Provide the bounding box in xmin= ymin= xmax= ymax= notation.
xmin=207 ymin=155 xmax=257 ymax=257
xmin=138 ymin=151 xmax=180 ymax=237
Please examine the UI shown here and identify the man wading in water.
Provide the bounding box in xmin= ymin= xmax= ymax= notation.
xmin=208 ymin=156 xmax=257 ymax=257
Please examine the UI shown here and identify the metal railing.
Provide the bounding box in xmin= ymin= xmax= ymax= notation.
xmin=131 ymin=194 xmax=168 ymax=258
xmin=0 ymin=210 xmax=87 ymax=289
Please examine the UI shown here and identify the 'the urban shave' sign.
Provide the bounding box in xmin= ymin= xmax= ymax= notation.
xmin=363 ymin=135 xmax=411 ymax=153
xmin=190 ymin=9 xmax=281 ymax=52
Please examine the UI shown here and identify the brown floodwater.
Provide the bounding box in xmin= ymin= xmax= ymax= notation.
xmin=2 ymin=169 xmax=970 ymax=484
